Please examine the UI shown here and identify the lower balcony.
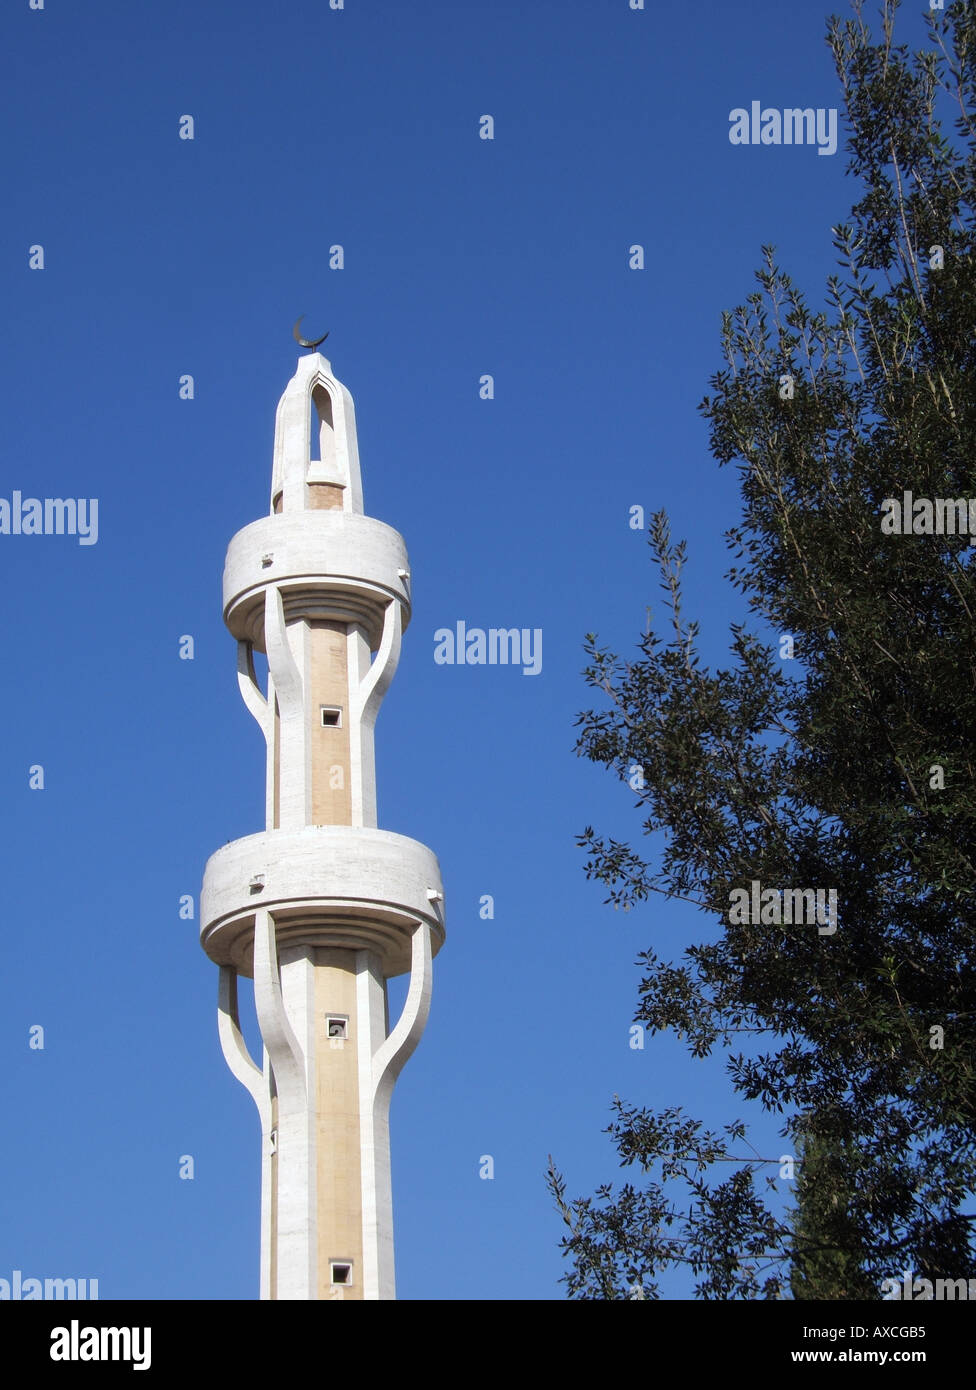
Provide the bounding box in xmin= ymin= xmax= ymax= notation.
xmin=200 ymin=825 xmax=445 ymax=979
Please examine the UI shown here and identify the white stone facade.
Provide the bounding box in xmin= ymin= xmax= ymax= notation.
xmin=201 ymin=353 xmax=445 ymax=1300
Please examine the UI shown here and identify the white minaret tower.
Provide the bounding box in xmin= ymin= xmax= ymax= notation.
xmin=200 ymin=345 xmax=446 ymax=1301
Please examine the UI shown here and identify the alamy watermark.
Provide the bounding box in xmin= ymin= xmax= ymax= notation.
xmin=50 ymin=1320 xmax=150 ymax=1371
xmin=880 ymin=492 xmax=976 ymax=535
xmin=0 ymin=1269 xmax=98 ymax=1299
xmin=728 ymin=880 xmax=838 ymax=935
xmin=729 ymin=102 xmax=838 ymax=155
xmin=882 ymin=1269 xmax=976 ymax=1300
xmin=0 ymin=492 xmax=98 ymax=545
xmin=434 ymin=622 xmax=542 ymax=676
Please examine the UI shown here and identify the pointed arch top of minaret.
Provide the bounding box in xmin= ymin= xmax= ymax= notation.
xmin=271 ymin=353 xmax=364 ymax=515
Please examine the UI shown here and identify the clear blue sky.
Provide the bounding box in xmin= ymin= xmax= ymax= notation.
xmin=0 ymin=0 xmax=936 ymax=1300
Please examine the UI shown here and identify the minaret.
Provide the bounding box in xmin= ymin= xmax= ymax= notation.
xmin=200 ymin=346 xmax=445 ymax=1300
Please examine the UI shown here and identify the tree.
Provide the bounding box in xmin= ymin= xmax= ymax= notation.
xmin=789 ymin=1132 xmax=877 ymax=1300
xmin=548 ymin=0 xmax=976 ymax=1299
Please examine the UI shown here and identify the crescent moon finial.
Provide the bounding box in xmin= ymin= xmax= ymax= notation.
xmin=293 ymin=315 xmax=329 ymax=351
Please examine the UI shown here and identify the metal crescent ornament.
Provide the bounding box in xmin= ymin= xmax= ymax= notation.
xmin=293 ymin=316 xmax=329 ymax=350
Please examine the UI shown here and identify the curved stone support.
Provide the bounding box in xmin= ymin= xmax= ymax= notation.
xmin=217 ymin=965 xmax=271 ymax=1129
xmin=252 ymin=908 xmax=315 ymax=1300
xmin=263 ymin=586 xmax=303 ymax=725
xmin=264 ymin=585 xmax=306 ymax=830
xmin=371 ymin=919 xmax=432 ymax=1108
xmin=360 ymin=917 xmax=434 ymax=1300
xmin=252 ymin=909 xmax=306 ymax=1111
xmin=357 ymin=598 xmax=402 ymax=725
xmin=352 ymin=599 xmax=403 ymax=827
xmin=218 ymin=964 xmax=274 ymax=1300
xmin=236 ymin=641 xmax=268 ymax=735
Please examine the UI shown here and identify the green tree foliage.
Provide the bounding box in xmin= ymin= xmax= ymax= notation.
xmin=548 ymin=0 xmax=976 ymax=1298
xmin=789 ymin=1132 xmax=877 ymax=1300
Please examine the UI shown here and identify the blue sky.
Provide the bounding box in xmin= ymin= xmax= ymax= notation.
xmin=0 ymin=0 xmax=937 ymax=1300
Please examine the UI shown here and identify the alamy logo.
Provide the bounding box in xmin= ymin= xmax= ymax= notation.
xmin=728 ymin=880 xmax=838 ymax=935
xmin=729 ymin=102 xmax=838 ymax=156
xmin=434 ymin=621 xmax=542 ymax=676
xmin=880 ymin=492 xmax=976 ymax=535
xmin=882 ymin=1269 xmax=976 ymax=1300
xmin=50 ymin=1320 xmax=151 ymax=1371
xmin=0 ymin=1269 xmax=98 ymax=1300
xmin=0 ymin=491 xmax=99 ymax=545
